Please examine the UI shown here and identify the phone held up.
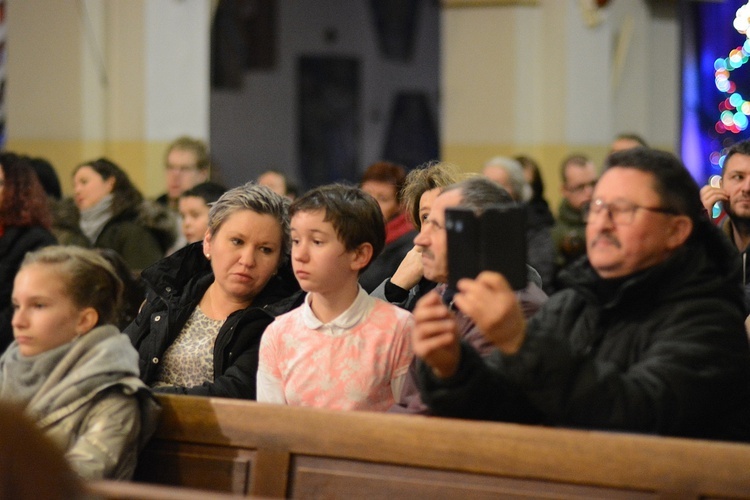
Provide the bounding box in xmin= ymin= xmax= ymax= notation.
xmin=445 ymin=203 xmax=527 ymax=291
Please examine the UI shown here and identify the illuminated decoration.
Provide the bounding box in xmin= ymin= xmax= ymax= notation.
xmin=680 ymin=1 xmax=750 ymax=189
xmin=735 ymin=2 xmax=750 ymax=38
xmin=713 ymin=40 xmax=750 ymax=136
xmin=710 ymin=1 xmax=750 ymax=204
xmin=713 ymin=1 xmax=750 ymax=137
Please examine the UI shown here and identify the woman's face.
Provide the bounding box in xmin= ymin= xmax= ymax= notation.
xmin=361 ymin=180 xmax=400 ymax=221
xmin=73 ymin=166 xmax=115 ymax=211
xmin=203 ymin=209 xmax=283 ymax=305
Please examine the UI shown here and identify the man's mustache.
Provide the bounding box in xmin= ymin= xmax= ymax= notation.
xmin=590 ymin=233 xmax=621 ymax=248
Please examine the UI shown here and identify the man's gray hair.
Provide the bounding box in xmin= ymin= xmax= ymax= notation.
xmin=442 ymin=176 xmax=515 ymax=214
xmin=483 ymin=156 xmax=532 ymax=202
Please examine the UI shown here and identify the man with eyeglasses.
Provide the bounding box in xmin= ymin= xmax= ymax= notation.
xmin=156 ymin=136 xmax=211 ymax=252
xmin=411 ymin=148 xmax=750 ymax=441
xmin=551 ymin=154 xmax=597 ymax=291
xmin=157 ymin=136 xmax=211 ymax=211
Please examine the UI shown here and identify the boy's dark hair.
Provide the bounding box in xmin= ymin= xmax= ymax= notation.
xmin=181 ymin=181 xmax=228 ymax=205
xmin=289 ymin=184 xmax=385 ymax=273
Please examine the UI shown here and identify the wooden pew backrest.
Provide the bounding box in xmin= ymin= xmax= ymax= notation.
xmin=134 ymin=395 xmax=750 ymax=499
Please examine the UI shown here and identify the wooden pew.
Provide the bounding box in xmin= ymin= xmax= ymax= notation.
xmin=87 ymin=480 xmax=245 ymax=500
xmin=134 ymin=395 xmax=750 ymax=499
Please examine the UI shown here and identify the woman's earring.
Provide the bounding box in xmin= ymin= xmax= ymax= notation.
xmin=205 ymin=253 xmax=211 ymax=260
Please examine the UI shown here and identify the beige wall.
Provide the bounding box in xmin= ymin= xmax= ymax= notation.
xmin=6 ymin=0 xmax=149 ymax=193
xmin=440 ymin=0 xmax=679 ymax=212
xmin=6 ymin=0 xmax=209 ymax=197
xmin=6 ymin=0 xmax=677 ymax=206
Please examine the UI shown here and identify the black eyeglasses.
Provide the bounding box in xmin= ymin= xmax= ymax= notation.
xmin=166 ymin=165 xmax=199 ymax=174
xmin=583 ymin=198 xmax=679 ymax=225
xmin=565 ymin=180 xmax=597 ymax=194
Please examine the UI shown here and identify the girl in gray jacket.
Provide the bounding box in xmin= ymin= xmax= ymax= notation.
xmin=0 ymin=246 xmax=160 ymax=480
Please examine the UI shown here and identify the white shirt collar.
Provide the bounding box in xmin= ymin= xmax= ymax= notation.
xmin=301 ymin=286 xmax=375 ymax=336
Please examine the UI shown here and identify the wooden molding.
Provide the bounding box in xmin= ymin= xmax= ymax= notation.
xmin=442 ymin=0 xmax=539 ymax=7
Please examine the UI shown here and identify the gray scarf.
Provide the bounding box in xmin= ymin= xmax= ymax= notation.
xmin=0 ymin=340 xmax=75 ymax=406
xmin=79 ymin=194 xmax=113 ymax=243
xmin=0 ymin=326 xmax=139 ymax=419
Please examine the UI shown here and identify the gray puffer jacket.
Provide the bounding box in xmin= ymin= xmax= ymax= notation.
xmin=0 ymin=326 xmax=160 ymax=479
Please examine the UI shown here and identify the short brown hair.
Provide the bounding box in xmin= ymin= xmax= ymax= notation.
xmin=166 ymin=136 xmax=210 ymax=172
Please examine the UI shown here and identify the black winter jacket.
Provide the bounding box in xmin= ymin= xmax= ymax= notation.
xmin=419 ymin=220 xmax=750 ymax=441
xmin=719 ymin=217 xmax=750 ymax=311
xmin=94 ymin=207 xmax=173 ymax=273
xmin=125 ymin=243 xmax=302 ymax=399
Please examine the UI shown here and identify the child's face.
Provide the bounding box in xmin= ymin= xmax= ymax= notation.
xmin=179 ymin=195 xmax=211 ymax=243
xmin=290 ymin=210 xmax=361 ymax=294
xmin=11 ymin=264 xmax=89 ymax=357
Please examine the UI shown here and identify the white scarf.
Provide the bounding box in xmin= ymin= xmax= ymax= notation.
xmin=79 ymin=194 xmax=113 ymax=243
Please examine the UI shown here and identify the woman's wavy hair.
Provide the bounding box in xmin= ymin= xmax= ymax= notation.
xmin=0 ymin=152 xmax=52 ymax=229
xmin=401 ymin=161 xmax=462 ymax=229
